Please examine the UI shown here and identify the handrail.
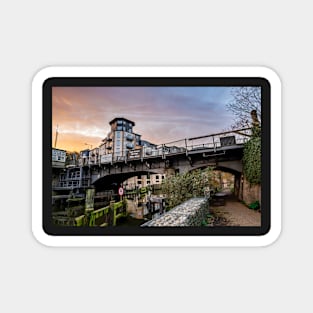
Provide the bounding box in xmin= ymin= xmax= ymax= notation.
xmin=187 ymin=127 xmax=251 ymax=141
xmin=59 ymin=128 xmax=252 ymax=169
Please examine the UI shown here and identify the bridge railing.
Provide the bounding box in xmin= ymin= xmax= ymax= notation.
xmin=157 ymin=128 xmax=252 ymax=155
xmin=186 ymin=128 xmax=251 ymax=151
xmin=94 ymin=128 xmax=252 ymax=164
xmin=57 ymin=128 xmax=252 ymax=170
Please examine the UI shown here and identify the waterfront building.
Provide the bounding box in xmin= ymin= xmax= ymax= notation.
xmin=105 ymin=118 xmax=139 ymax=160
xmin=52 ymin=148 xmax=66 ymax=168
xmin=140 ymin=139 xmax=157 ymax=149
xmin=100 ymin=117 xmax=157 ymax=162
xmin=124 ymin=173 xmax=166 ymax=190
xmin=52 ymin=148 xmax=67 ymax=190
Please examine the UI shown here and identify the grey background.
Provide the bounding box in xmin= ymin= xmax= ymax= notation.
xmin=1 ymin=1 xmax=311 ymax=312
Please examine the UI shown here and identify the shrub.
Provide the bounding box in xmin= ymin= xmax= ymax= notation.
xmin=243 ymin=136 xmax=261 ymax=184
xmin=162 ymin=167 xmax=215 ymax=210
xmin=248 ymin=200 xmax=260 ymax=210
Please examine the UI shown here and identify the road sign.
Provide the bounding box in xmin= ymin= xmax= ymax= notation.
xmin=118 ymin=187 xmax=124 ymax=196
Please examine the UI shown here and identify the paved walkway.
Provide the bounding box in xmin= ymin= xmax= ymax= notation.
xmin=210 ymin=195 xmax=261 ymax=226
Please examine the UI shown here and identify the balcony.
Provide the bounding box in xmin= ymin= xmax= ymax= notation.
xmin=126 ymin=133 xmax=134 ymax=141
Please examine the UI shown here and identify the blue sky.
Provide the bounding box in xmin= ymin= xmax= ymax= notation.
xmin=53 ymin=86 xmax=236 ymax=152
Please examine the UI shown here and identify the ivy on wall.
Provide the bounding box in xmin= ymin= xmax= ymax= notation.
xmin=243 ymin=130 xmax=261 ymax=184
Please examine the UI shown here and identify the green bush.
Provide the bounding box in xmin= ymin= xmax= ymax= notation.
xmin=201 ymin=219 xmax=208 ymax=226
xmin=248 ymin=200 xmax=260 ymax=210
xmin=243 ymin=136 xmax=261 ymax=184
xmin=162 ymin=167 xmax=214 ymax=210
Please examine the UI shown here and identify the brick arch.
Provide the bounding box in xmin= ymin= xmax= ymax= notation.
xmin=185 ymin=164 xmax=242 ymax=199
xmin=182 ymin=163 xmax=241 ymax=175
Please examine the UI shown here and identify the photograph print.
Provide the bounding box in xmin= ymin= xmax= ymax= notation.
xmin=49 ymin=82 xmax=265 ymax=234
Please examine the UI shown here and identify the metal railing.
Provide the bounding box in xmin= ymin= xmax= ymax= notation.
xmin=59 ymin=128 xmax=252 ymax=168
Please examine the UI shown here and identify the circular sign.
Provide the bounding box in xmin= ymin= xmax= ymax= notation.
xmin=118 ymin=187 xmax=124 ymax=196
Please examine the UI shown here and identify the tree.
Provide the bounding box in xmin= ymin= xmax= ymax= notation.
xmin=226 ymin=87 xmax=261 ymax=129
xmin=243 ymin=135 xmax=261 ymax=184
xmin=226 ymin=87 xmax=262 ymax=185
xmin=161 ymin=167 xmax=219 ymax=209
xmin=242 ymin=109 xmax=261 ymax=184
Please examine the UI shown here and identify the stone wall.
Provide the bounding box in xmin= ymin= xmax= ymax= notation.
xmin=126 ymin=199 xmax=144 ymax=219
xmin=239 ymin=176 xmax=261 ymax=206
xmin=141 ymin=197 xmax=209 ymax=227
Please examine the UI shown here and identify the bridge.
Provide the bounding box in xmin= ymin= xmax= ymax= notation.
xmin=53 ymin=128 xmax=252 ymax=198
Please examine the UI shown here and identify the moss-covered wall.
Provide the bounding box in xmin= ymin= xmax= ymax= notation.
xmin=238 ymin=175 xmax=261 ymax=207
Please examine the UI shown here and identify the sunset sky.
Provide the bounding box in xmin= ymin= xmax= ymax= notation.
xmin=52 ymin=86 xmax=238 ymax=152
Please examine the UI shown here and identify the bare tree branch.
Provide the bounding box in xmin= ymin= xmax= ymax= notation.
xmin=226 ymin=87 xmax=261 ymax=129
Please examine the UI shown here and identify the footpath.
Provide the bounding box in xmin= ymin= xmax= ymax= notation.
xmin=210 ymin=195 xmax=261 ymax=227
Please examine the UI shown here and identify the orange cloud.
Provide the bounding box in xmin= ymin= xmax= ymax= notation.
xmin=52 ymin=131 xmax=103 ymax=152
xmin=52 ymin=86 xmax=237 ymax=152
